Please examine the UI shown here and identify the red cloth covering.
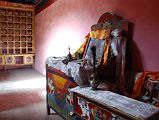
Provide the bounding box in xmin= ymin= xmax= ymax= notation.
xmin=131 ymin=71 xmax=159 ymax=107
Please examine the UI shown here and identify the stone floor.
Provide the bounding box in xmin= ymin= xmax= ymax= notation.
xmin=0 ymin=68 xmax=64 ymax=120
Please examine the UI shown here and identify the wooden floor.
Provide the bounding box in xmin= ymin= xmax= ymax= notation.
xmin=0 ymin=68 xmax=64 ymax=120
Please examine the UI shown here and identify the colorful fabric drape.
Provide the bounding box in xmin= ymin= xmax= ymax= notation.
xmin=131 ymin=71 xmax=159 ymax=99
xmin=73 ymin=29 xmax=111 ymax=65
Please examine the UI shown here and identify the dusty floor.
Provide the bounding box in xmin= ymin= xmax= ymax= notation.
xmin=0 ymin=68 xmax=64 ymax=120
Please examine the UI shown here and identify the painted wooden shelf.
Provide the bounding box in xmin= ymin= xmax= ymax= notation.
xmin=0 ymin=1 xmax=35 ymax=67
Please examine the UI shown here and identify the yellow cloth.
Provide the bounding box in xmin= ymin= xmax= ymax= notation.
xmin=89 ymin=29 xmax=110 ymax=39
xmin=72 ymin=33 xmax=90 ymax=57
xmin=72 ymin=29 xmax=111 ymax=64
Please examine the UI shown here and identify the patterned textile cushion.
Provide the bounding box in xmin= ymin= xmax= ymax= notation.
xmin=139 ymin=78 xmax=159 ymax=107
xmin=145 ymin=79 xmax=159 ymax=97
xmin=84 ymin=37 xmax=105 ymax=65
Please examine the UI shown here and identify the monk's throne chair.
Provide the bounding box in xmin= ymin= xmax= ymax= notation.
xmin=73 ymin=12 xmax=128 ymax=94
xmin=46 ymin=12 xmax=129 ymax=118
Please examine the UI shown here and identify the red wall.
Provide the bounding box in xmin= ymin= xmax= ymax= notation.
xmin=35 ymin=0 xmax=159 ymax=74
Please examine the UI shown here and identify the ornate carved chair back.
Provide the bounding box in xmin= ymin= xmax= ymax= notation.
xmin=86 ymin=12 xmax=128 ymax=93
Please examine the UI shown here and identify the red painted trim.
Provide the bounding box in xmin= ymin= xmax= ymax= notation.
xmin=0 ymin=1 xmax=34 ymax=10
xmin=35 ymin=0 xmax=43 ymax=6
xmin=35 ymin=0 xmax=56 ymax=14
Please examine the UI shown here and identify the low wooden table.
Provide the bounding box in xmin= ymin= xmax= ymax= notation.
xmin=70 ymin=87 xmax=159 ymax=120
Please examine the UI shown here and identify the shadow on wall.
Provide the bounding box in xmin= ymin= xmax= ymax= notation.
xmin=126 ymin=22 xmax=143 ymax=72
